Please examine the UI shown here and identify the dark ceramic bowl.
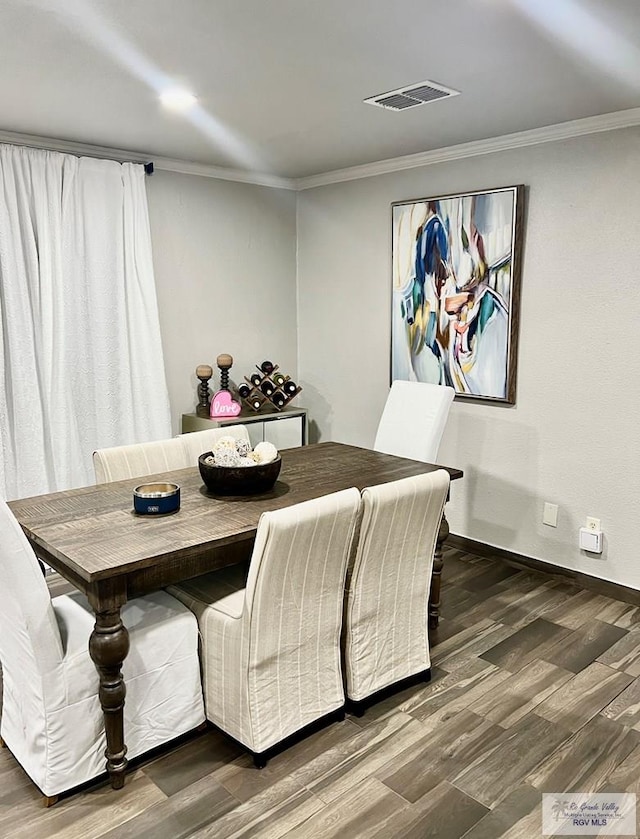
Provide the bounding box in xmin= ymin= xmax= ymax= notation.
xmin=198 ymin=452 xmax=282 ymax=496
xmin=133 ymin=482 xmax=180 ymax=515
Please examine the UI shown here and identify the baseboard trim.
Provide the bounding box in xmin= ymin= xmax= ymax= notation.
xmin=448 ymin=534 xmax=640 ymax=608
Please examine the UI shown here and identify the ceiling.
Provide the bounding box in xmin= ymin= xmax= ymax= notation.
xmin=1 ymin=0 xmax=640 ymax=180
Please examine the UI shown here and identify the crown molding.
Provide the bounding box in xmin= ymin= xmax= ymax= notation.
xmin=149 ymin=156 xmax=296 ymax=189
xmin=0 ymin=128 xmax=151 ymax=164
xmin=294 ymin=107 xmax=640 ymax=190
xmin=3 ymin=107 xmax=640 ymax=194
xmin=0 ymin=129 xmax=296 ymax=191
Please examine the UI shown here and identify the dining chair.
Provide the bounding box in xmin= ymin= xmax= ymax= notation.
xmin=93 ymin=426 xmax=252 ymax=483
xmin=177 ymin=424 xmax=251 ymax=467
xmin=0 ymin=498 xmax=205 ymax=803
xmin=93 ymin=436 xmax=187 ymax=483
xmin=374 ymin=380 xmax=455 ymax=464
xmin=168 ymin=487 xmax=362 ymax=767
xmin=343 ymin=470 xmax=450 ymax=713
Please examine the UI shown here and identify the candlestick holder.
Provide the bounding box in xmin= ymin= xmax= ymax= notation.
xmin=195 ymin=364 xmax=213 ymax=417
xmin=211 ymin=353 xmax=242 ymax=419
xmin=217 ymin=353 xmax=233 ymax=391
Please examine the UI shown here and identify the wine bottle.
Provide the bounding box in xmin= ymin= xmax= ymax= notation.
xmin=272 ymin=391 xmax=286 ymax=408
xmin=251 ymin=396 xmax=263 ymax=411
xmin=283 ymin=380 xmax=298 ymax=396
xmin=260 ymin=360 xmax=274 ymax=375
xmin=238 ymin=384 xmax=251 ymax=399
xmin=273 ymin=373 xmax=286 ymax=387
xmin=260 ymin=381 xmax=274 ymax=396
xmin=250 ymin=373 xmax=262 ymax=387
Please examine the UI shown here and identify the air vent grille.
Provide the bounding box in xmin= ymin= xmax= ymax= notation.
xmin=364 ymin=80 xmax=460 ymax=111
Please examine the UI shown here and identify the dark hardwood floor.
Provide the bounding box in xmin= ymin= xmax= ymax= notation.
xmin=2 ymin=547 xmax=640 ymax=838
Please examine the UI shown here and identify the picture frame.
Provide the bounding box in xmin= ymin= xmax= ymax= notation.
xmin=391 ymin=184 xmax=524 ymax=404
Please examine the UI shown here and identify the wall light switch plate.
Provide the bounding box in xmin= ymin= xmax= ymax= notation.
xmin=543 ymin=502 xmax=558 ymax=527
xmin=579 ymin=527 xmax=603 ymax=553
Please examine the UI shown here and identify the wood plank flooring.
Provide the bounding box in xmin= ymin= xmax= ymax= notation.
xmin=2 ymin=548 xmax=640 ymax=838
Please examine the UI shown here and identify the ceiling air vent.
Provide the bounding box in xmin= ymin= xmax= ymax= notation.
xmin=364 ymin=80 xmax=460 ymax=111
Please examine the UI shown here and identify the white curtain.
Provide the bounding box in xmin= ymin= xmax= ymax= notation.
xmin=0 ymin=144 xmax=172 ymax=499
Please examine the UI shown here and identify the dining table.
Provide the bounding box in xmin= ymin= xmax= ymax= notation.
xmin=8 ymin=441 xmax=462 ymax=790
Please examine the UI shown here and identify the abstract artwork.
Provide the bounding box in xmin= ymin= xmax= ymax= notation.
xmin=391 ymin=185 xmax=524 ymax=403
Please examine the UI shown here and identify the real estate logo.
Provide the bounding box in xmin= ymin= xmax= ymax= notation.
xmin=542 ymin=793 xmax=636 ymax=836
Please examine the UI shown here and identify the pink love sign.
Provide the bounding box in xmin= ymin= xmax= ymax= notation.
xmin=210 ymin=390 xmax=242 ymax=418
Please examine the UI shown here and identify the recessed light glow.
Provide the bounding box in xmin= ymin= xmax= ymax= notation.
xmin=159 ymin=88 xmax=197 ymax=111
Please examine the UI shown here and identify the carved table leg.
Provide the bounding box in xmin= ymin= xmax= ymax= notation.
xmin=89 ymin=603 xmax=130 ymax=789
xmin=429 ymin=512 xmax=450 ymax=630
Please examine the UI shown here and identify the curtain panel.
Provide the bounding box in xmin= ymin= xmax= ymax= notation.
xmin=0 ymin=144 xmax=171 ymax=499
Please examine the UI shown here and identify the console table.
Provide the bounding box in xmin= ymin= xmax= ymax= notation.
xmin=182 ymin=405 xmax=307 ymax=450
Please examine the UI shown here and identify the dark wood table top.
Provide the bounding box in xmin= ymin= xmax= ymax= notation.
xmin=9 ymin=442 xmax=462 ymax=588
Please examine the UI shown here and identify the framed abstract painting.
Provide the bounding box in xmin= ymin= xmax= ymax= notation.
xmin=391 ymin=185 xmax=524 ymax=404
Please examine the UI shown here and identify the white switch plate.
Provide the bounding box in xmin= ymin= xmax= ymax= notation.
xmin=543 ymin=502 xmax=558 ymax=527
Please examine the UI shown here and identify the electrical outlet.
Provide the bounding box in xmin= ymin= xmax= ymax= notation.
xmin=586 ymin=517 xmax=601 ymax=532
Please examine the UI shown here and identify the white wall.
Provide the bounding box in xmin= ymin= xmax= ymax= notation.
xmin=296 ymin=127 xmax=640 ymax=589
xmin=147 ymin=170 xmax=298 ymax=433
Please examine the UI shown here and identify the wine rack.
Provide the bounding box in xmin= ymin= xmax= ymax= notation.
xmin=238 ymin=362 xmax=303 ymax=413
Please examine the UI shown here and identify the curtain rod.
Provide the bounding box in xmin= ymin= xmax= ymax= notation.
xmin=0 ymin=131 xmax=154 ymax=173
xmin=0 ymin=129 xmax=297 ymax=189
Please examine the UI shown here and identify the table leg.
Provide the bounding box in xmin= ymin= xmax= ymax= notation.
xmin=429 ymin=512 xmax=450 ymax=630
xmin=88 ymin=603 xmax=130 ymax=789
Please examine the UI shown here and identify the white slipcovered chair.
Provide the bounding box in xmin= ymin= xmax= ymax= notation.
xmin=343 ymin=470 xmax=450 ymax=712
xmin=177 ymin=425 xmax=251 ymax=468
xmin=93 ymin=436 xmax=187 ymax=483
xmin=93 ymin=425 xmax=251 ymax=483
xmin=374 ymin=380 xmax=454 ymax=463
xmin=168 ymin=487 xmax=361 ymax=766
xmin=0 ymin=498 xmax=205 ymax=802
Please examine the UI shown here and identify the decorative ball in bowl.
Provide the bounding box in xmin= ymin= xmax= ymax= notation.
xmin=198 ymin=439 xmax=282 ymax=496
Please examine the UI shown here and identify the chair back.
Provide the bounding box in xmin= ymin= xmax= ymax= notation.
xmin=374 ymin=380 xmax=454 ymax=463
xmin=244 ymin=488 xmax=361 ymax=708
xmin=93 ymin=437 xmax=187 ymax=483
xmin=0 ymin=500 xmax=63 ymax=742
xmin=178 ymin=425 xmax=251 ymax=467
xmin=344 ymin=470 xmax=450 ymax=701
